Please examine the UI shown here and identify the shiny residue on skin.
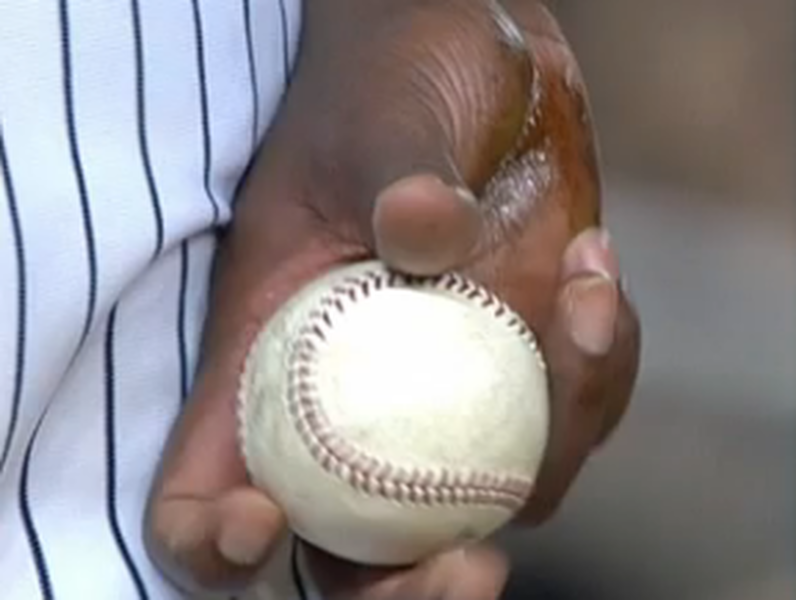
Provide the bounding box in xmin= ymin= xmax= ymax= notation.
xmin=478 ymin=74 xmax=553 ymax=250
xmin=481 ymin=148 xmax=552 ymax=245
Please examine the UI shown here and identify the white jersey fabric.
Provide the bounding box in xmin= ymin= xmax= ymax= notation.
xmin=0 ymin=1 xmax=320 ymax=598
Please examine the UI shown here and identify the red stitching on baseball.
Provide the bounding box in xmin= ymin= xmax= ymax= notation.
xmin=285 ymin=268 xmax=545 ymax=509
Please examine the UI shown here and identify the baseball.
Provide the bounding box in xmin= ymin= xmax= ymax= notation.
xmin=237 ymin=260 xmax=549 ymax=566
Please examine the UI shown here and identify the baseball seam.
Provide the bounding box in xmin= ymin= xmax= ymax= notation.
xmin=285 ymin=268 xmax=544 ymax=510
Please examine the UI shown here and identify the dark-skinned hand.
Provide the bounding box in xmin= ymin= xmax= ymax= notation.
xmin=145 ymin=1 xmax=641 ymax=598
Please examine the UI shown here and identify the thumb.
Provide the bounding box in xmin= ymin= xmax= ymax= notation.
xmin=372 ymin=174 xmax=482 ymax=276
xmin=351 ymin=4 xmax=533 ymax=275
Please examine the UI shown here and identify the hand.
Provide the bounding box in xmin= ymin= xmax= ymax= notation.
xmin=145 ymin=1 xmax=641 ymax=598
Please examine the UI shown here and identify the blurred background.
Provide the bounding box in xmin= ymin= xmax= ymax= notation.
xmin=503 ymin=1 xmax=795 ymax=599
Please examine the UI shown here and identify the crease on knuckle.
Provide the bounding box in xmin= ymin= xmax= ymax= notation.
xmin=396 ymin=3 xmax=534 ymax=188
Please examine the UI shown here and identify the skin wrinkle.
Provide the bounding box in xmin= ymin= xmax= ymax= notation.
xmin=394 ymin=9 xmax=539 ymax=260
xmin=301 ymin=1 xmax=578 ymax=280
xmin=260 ymin=1 xmax=539 ymax=251
xmin=450 ymin=3 xmax=532 ymax=173
xmin=400 ymin=3 xmax=548 ymax=257
xmin=397 ymin=2 xmax=533 ymax=189
xmin=477 ymin=64 xmax=552 ymax=254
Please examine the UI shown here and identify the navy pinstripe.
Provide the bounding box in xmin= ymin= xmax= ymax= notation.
xmin=130 ymin=0 xmax=166 ymax=259
xmin=189 ymin=0 xmax=221 ymax=225
xmin=15 ymin=2 xmax=106 ymax=590
xmin=291 ymin=538 xmax=310 ymax=600
xmin=178 ymin=241 xmax=191 ymax=403
xmin=59 ymin=0 xmax=99 ymax=351
xmin=20 ymin=413 xmax=54 ymax=600
xmin=0 ymin=129 xmax=27 ymax=477
xmin=104 ymin=305 xmax=150 ymax=599
xmin=243 ymin=0 xmax=261 ymax=153
xmin=277 ymin=0 xmax=292 ymax=87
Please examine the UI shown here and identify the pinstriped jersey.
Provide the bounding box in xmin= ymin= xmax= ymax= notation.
xmin=0 ymin=1 xmax=319 ymax=598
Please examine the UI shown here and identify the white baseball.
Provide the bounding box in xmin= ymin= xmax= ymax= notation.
xmin=237 ymin=260 xmax=549 ymax=566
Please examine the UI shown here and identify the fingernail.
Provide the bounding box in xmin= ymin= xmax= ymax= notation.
xmin=453 ymin=185 xmax=478 ymax=206
xmin=565 ymin=275 xmax=618 ymax=356
xmin=619 ymin=274 xmax=634 ymax=304
xmin=217 ymin=523 xmax=270 ymax=567
xmin=563 ymin=227 xmax=619 ymax=281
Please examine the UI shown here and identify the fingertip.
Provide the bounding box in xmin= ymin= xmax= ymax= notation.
xmin=216 ymin=488 xmax=286 ymax=567
xmin=562 ymin=227 xmax=619 ymax=281
xmin=373 ymin=174 xmax=482 ymax=275
xmin=434 ymin=546 xmax=509 ymax=600
xmin=556 ymin=227 xmax=622 ymax=357
xmin=147 ymin=489 xmax=285 ymax=593
xmin=146 ymin=495 xmax=222 ymax=591
xmin=560 ymin=274 xmax=619 ymax=357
